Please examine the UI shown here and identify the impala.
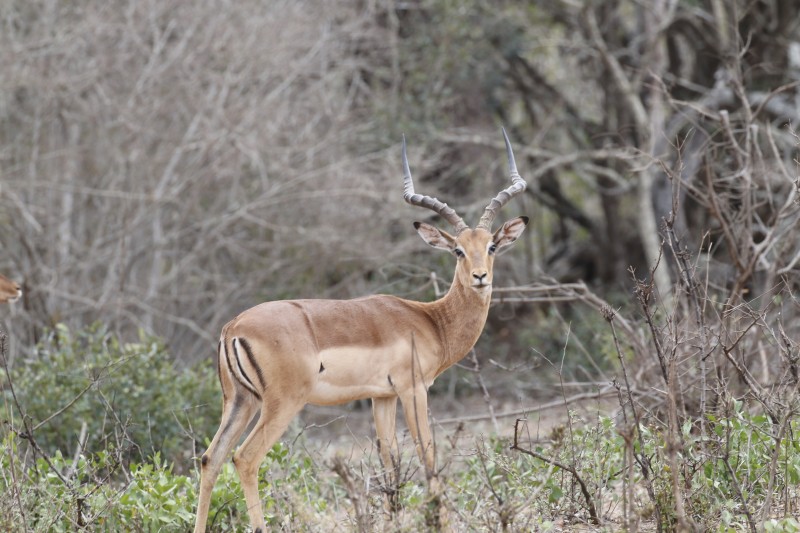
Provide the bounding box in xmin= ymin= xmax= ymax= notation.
xmin=0 ymin=274 xmax=22 ymax=304
xmin=194 ymin=130 xmax=528 ymax=533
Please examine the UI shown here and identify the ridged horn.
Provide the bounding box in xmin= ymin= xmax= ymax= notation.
xmin=476 ymin=128 xmax=527 ymax=230
xmin=402 ymin=135 xmax=469 ymax=234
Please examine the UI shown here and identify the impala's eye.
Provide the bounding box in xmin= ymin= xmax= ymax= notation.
xmin=454 ymin=248 xmax=465 ymax=258
xmin=488 ymin=243 xmax=497 ymax=255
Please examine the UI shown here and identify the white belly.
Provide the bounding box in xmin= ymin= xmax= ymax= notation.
xmin=306 ymin=342 xmax=424 ymax=405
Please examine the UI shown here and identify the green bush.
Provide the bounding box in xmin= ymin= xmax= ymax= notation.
xmin=0 ymin=431 xmax=327 ymax=532
xmin=2 ymin=323 xmax=220 ymax=466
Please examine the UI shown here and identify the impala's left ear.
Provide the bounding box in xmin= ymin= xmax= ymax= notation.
xmin=493 ymin=216 xmax=529 ymax=250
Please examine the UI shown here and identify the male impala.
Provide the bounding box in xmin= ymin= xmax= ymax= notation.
xmin=194 ymin=130 xmax=528 ymax=532
xmin=0 ymin=274 xmax=22 ymax=303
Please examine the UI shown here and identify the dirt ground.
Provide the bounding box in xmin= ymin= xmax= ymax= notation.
xmin=285 ymin=391 xmax=629 ymax=531
xmin=296 ymin=389 xmax=622 ymax=456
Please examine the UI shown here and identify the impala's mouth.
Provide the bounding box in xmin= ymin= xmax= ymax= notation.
xmin=472 ymin=282 xmax=492 ymax=291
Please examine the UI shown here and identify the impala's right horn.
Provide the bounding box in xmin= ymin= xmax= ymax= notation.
xmin=402 ymin=135 xmax=469 ymax=235
xmin=476 ymin=128 xmax=527 ymax=231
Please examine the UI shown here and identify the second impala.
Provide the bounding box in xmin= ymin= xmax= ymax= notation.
xmin=0 ymin=273 xmax=22 ymax=304
xmin=194 ymin=130 xmax=529 ymax=533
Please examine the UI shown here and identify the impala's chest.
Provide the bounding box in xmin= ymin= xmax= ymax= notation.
xmin=431 ymin=307 xmax=489 ymax=370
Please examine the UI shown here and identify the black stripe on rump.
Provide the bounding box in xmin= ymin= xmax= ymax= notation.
xmin=238 ymin=337 xmax=265 ymax=389
xmin=223 ymin=339 xmax=243 ymax=394
xmin=231 ymin=338 xmax=261 ymax=399
xmin=217 ymin=340 xmax=227 ymax=402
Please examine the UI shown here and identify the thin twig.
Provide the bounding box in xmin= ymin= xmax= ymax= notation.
xmin=511 ymin=418 xmax=600 ymax=526
xmin=435 ymin=389 xmax=619 ymax=425
xmin=1 ymin=332 xmax=30 ymax=532
xmin=722 ymin=404 xmax=758 ymax=533
xmin=33 ymin=382 xmax=96 ymax=432
xmin=469 ymin=349 xmax=498 ymax=433
xmin=602 ymin=306 xmax=664 ymax=532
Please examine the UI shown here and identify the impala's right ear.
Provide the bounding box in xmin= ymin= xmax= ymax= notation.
xmin=414 ymin=221 xmax=456 ymax=251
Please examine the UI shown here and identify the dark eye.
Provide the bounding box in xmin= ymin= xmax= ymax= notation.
xmin=488 ymin=243 xmax=497 ymax=255
xmin=454 ymin=248 xmax=465 ymax=258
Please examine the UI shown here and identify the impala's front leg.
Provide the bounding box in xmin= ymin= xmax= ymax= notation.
xmin=398 ymin=384 xmax=452 ymax=530
xmin=398 ymin=385 xmax=435 ymax=478
xmin=372 ymin=396 xmax=400 ymax=513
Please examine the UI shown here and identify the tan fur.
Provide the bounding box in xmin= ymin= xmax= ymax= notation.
xmin=0 ymin=274 xmax=21 ymax=304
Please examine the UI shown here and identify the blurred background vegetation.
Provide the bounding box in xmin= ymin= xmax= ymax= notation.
xmin=2 ymin=1 xmax=800 ymax=530
xmin=1 ymin=0 xmax=799 ymax=377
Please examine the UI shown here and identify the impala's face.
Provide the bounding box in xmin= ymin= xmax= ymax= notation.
xmin=452 ymin=228 xmax=496 ymax=293
xmin=0 ymin=274 xmax=21 ymax=304
xmin=414 ymin=216 xmax=528 ymax=295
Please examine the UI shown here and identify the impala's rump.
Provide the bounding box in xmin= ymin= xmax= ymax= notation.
xmin=229 ymin=338 xmax=262 ymax=398
xmin=217 ymin=336 xmax=262 ymax=401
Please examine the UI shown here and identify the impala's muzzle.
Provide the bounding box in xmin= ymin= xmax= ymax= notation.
xmin=471 ymin=269 xmax=491 ymax=289
xmin=2 ymin=287 xmax=21 ymax=303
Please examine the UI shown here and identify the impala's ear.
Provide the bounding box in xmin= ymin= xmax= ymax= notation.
xmin=414 ymin=221 xmax=456 ymax=251
xmin=493 ymin=216 xmax=528 ymax=250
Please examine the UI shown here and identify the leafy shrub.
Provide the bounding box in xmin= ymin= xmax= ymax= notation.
xmin=473 ymin=410 xmax=800 ymax=531
xmin=687 ymin=403 xmax=800 ymax=531
xmin=0 ymin=429 xmax=327 ymax=531
xmin=2 ymin=323 xmax=220 ymax=466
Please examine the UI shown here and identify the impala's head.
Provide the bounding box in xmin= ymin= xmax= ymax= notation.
xmin=413 ymin=219 xmax=528 ymax=295
xmin=0 ymin=273 xmax=22 ymax=304
xmin=403 ymin=129 xmax=528 ymax=296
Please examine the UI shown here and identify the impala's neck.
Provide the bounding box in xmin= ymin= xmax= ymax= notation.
xmin=427 ymin=275 xmax=492 ymax=371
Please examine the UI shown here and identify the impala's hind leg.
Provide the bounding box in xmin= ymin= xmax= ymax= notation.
xmin=233 ymin=397 xmax=304 ymax=533
xmin=194 ymin=394 xmax=258 ymax=533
